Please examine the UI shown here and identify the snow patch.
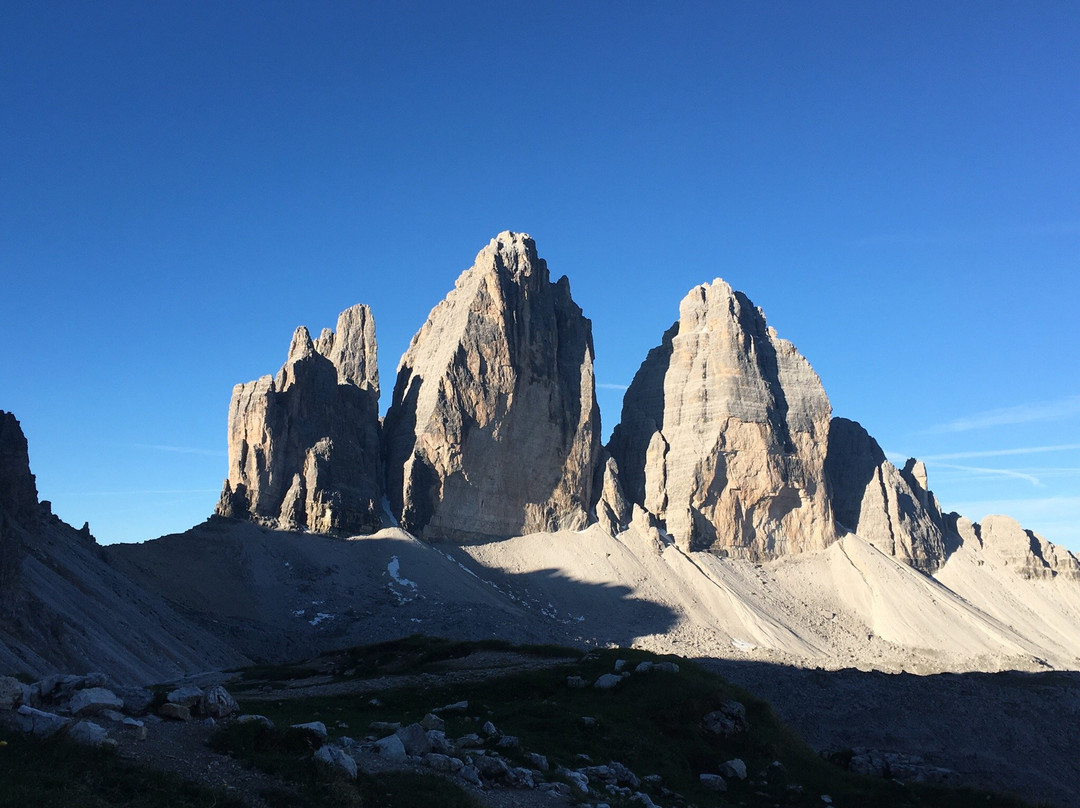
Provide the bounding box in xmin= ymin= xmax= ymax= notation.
xmin=387 ymin=556 xmax=417 ymax=590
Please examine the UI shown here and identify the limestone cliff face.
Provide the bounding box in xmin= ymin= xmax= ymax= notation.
xmin=383 ymin=232 xmax=601 ymax=541
xmin=0 ymin=411 xmax=38 ymax=527
xmin=824 ymin=418 xmax=947 ymax=572
xmin=216 ymin=304 xmax=382 ymax=535
xmin=608 ymin=280 xmax=835 ymax=557
xmin=973 ymin=514 xmax=1080 ymax=581
xmin=0 ymin=411 xmax=34 ymax=592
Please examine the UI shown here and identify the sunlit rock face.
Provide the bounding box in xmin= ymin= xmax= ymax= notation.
xmin=609 ymin=279 xmax=836 ymax=557
xmin=825 ymin=417 xmax=947 ymax=572
xmin=216 ymin=304 xmax=382 ymax=535
xmin=975 ymin=514 xmax=1080 ymax=581
xmin=382 ymin=231 xmax=602 ymax=541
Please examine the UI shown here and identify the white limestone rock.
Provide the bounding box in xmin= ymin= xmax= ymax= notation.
xmin=609 ymin=279 xmax=835 ymax=557
xmin=216 ymin=304 xmax=382 ymax=535
xmin=383 ymin=232 xmax=602 ymax=541
xmin=824 ymin=418 xmax=947 ymax=572
xmin=974 ymin=515 xmax=1080 ymax=581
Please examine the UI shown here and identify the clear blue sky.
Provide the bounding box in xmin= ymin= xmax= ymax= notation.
xmin=3 ymin=2 xmax=1077 ymax=548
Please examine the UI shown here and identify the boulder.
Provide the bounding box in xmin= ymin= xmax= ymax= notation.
xmin=216 ymin=304 xmax=382 ymax=535
xmin=199 ymin=685 xmax=238 ymax=718
xmin=70 ymin=687 xmax=124 ymax=717
xmin=473 ymin=754 xmax=510 ymax=780
xmin=292 ymin=721 xmax=328 ymax=740
xmin=825 ymin=418 xmax=947 ymax=571
xmin=608 ymin=279 xmax=835 ymax=557
xmin=68 ymin=720 xmax=109 ymax=747
xmin=314 ymin=744 xmax=357 ymax=779
xmin=719 ymin=758 xmax=747 ymax=780
xmin=420 ymin=712 xmax=445 ymax=731
xmin=374 ymin=733 xmax=407 ymax=761
xmin=699 ymin=773 xmax=728 ymax=791
xmin=594 ymin=673 xmax=622 ymax=690
xmin=237 ymin=714 xmax=275 ymax=729
xmin=14 ymin=705 xmax=70 ymax=737
xmin=427 ymin=730 xmax=452 ymax=754
xmin=702 ymin=701 xmax=748 ymax=736
xmin=383 ymin=232 xmax=602 ymax=540
xmin=158 ymin=703 xmax=190 ymax=721
xmin=0 ymin=676 xmax=25 ymax=709
xmin=395 ymin=722 xmax=431 ymax=756
xmin=166 ymin=685 xmax=203 ymax=708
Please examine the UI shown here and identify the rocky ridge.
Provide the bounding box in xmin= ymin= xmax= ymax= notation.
xmin=0 ymin=412 xmax=250 ymax=683
xmin=824 ymin=417 xmax=948 ymax=572
xmin=383 ymin=231 xmax=601 ymax=541
xmin=217 ymin=304 xmax=382 ymax=535
xmin=608 ymin=279 xmax=836 ymax=558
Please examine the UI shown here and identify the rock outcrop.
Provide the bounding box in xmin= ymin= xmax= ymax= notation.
xmin=0 ymin=411 xmax=39 ymax=527
xmin=971 ymin=514 xmax=1080 ymax=581
xmin=608 ymin=280 xmax=835 ymax=557
xmin=824 ymin=418 xmax=947 ymax=572
xmin=383 ymin=232 xmax=601 ymax=541
xmin=216 ymin=304 xmax=382 ymax=535
xmin=0 ymin=411 xmax=34 ymax=593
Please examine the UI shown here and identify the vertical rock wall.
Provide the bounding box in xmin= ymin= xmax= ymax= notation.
xmin=609 ymin=280 xmax=836 ymax=557
xmin=216 ymin=304 xmax=383 ymax=535
xmin=382 ymin=232 xmax=601 ymax=541
xmin=824 ymin=417 xmax=947 ymax=572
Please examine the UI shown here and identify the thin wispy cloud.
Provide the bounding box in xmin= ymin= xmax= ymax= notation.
xmin=60 ymin=489 xmax=220 ymax=496
xmin=921 ymin=443 xmax=1080 ymax=461
xmin=135 ymin=443 xmax=226 ymax=457
xmin=922 ymin=395 xmax=1080 ymax=434
xmin=596 ymin=383 xmax=629 ymax=391
xmin=926 ymin=461 xmax=1042 ymax=486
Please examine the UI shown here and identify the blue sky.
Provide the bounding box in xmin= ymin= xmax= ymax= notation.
xmin=2 ymin=2 xmax=1077 ymax=548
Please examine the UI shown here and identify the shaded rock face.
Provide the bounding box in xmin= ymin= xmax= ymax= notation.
xmin=0 ymin=412 xmax=38 ymax=526
xmin=0 ymin=411 xmax=35 ymax=593
xmin=608 ymin=280 xmax=835 ymax=557
xmin=825 ymin=418 xmax=947 ymax=572
xmin=975 ymin=514 xmax=1080 ymax=581
xmin=383 ymin=232 xmax=601 ymax=541
xmin=216 ymin=304 xmax=382 ymax=535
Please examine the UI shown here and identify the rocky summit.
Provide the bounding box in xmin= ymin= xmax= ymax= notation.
xmin=608 ymin=279 xmax=836 ymax=558
xmin=216 ymin=303 xmax=383 ymax=535
xmin=825 ymin=417 xmax=948 ymax=572
xmin=382 ymin=231 xmax=602 ymax=541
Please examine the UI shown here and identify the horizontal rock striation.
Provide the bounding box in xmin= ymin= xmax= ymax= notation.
xmin=383 ymin=232 xmax=601 ymax=541
xmin=970 ymin=514 xmax=1080 ymax=581
xmin=825 ymin=418 xmax=947 ymax=572
xmin=608 ymin=279 xmax=836 ymax=557
xmin=216 ymin=304 xmax=382 ymax=535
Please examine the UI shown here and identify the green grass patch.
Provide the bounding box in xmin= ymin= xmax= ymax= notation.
xmin=225 ymin=643 xmax=1046 ymax=808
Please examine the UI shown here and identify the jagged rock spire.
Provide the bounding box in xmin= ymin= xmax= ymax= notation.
xmin=608 ymin=279 xmax=836 ymax=557
xmin=216 ymin=304 xmax=382 ymax=535
xmin=383 ymin=231 xmax=602 ymax=540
